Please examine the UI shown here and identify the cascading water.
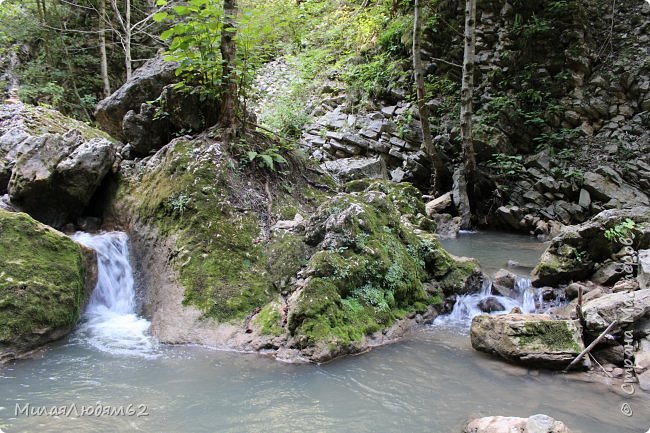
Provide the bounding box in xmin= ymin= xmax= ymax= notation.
xmin=432 ymin=274 xmax=541 ymax=329
xmin=72 ymin=232 xmax=157 ymax=357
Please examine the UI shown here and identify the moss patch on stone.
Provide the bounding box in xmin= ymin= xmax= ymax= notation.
xmin=20 ymin=104 xmax=115 ymax=142
xmin=254 ymin=302 xmax=284 ymax=336
xmin=518 ymin=320 xmax=581 ymax=353
xmin=0 ymin=210 xmax=86 ymax=350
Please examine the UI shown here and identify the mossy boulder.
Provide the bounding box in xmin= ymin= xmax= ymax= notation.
xmin=112 ymin=137 xmax=324 ymax=325
xmin=532 ymin=207 xmax=650 ymax=287
xmin=0 ymin=209 xmax=97 ymax=364
xmin=286 ymin=180 xmax=482 ymax=361
xmin=0 ymin=103 xmax=117 ymax=226
xmin=470 ymin=313 xmax=584 ymax=369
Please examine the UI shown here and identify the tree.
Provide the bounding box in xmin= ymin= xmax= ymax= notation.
xmin=413 ymin=0 xmax=445 ymax=195
xmin=220 ymin=0 xmax=238 ymax=141
xmin=99 ymin=0 xmax=111 ymax=96
xmin=459 ymin=0 xmax=477 ymax=229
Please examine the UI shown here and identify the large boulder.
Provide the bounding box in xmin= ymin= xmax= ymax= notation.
xmin=94 ymin=56 xmax=179 ymax=141
xmin=321 ymin=156 xmax=388 ymax=182
xmin=464 ymin=414 xmax=572 ymax=433
xmin=0 ymin=209 xmax=97 ymax=364
xmin=0 ymin=104 xmax=117 ymax=227
xmin=582 ymin=289 xmax=650 ymax=333
xmin=532 ymin=207 xmax=650 ymax=287
xmin=470 ymin=313 xmax=584 ymax=369
xmin=122 ymin=84 xmax=218 ymax=156
xmin=582 ymin=169 xmax=649 ymax=208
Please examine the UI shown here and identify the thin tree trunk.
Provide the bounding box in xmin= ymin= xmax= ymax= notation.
xmin=220 ymin=0 xmax=238 ymax=142
xmin=413 ymin=0 xmax=444 ymax=195
xmin=459 ymin=0 xmax=477 ymax=229
xmin=99 ymin=0 xmax=111 ymax=97
xmin=125 ymin=0 xmax=132 ymax=80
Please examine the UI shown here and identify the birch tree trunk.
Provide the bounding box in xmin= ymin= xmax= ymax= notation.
xmin=459 ymin=0 xmax=477 ymax=229
xmin=99 ymin=0 xmax=111 ymax=97
xmin=413 ymin=0 xmax=445 ymax=195
xmin=125 ymin=0 xmax=132 ymax=80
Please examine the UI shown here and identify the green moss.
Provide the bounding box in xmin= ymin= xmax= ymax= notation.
xmin=118 ymin=139 xmax=323 ymax=323
xmin=518 ymin=321 xmax=581 ymax=352
xmin=254 ymin=302 xmax=284 ymax=336
xmin=288 ymin=184 xmax=468 ymax=349
xmin=0 ymin=210 xmax=86 ymax=348
xmin=21 ymin=104 xmax=114 ymax=142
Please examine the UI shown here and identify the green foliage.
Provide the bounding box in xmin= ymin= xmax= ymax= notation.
xmin=246 ymin=147 xmax=288 ymax=172
xmin=604 ymin=219 xmax=637 ymax=243
xmin=488 ymin=153 xmax=525 ymax=177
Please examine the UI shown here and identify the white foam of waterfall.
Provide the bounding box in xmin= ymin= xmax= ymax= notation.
xmin=432 ymin=275 xmax=540 ymax=330
xmin=72 ymin=232 xmax=157 ymax=357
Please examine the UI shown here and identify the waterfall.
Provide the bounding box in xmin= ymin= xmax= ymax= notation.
xmin=432 ymin=275 xmax=541 ymax=330
xmin=72 ymin=232 xmax=157 ymax=357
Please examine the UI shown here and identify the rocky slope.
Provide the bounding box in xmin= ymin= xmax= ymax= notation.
xmin=0 ymin=209 xmax=97 ymax=364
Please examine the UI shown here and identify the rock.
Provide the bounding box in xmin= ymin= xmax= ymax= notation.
xmin=565 ymin=282 xmax=593 ymax=300
xmin=272 ymin=213 xmax=306 ymax=233
xmin=634 ymin=337 xmax=650 ymax=373
xmin=0 ymin=194 xmax=17 ymax=212
xmin=638 ymin=250 xmax=650 ymax=290
xmin=590 ymin=261 xmax=624 ymax=286
xmin=0 ymin=104 xmax=117 ymax=227
xmin=582 ymin=170 xmax=649 ymax=207
xmin=425 ymin=192 xmax=453 ymax=216
xmin=95 ymin=56 xmax=179 ymax=141
xmin=431 ymin=213 xmax=461 ymax=239
xmin=493 ymin=269 xmax=516 ymax=289
xmin=0 ymin=209 xmax=97 ymax=364
xmin=532 ymin=207 xmax=650 ymax=287
xmin=321 ymin=156 xmax=387 ymax=182
xmin=464 ymin=414 xmax=572 ymax=433
xmin=582 ymin=289 xmax=650 ymax=332
xmin=470 ymin=314 xmax=584 ymax=368
xmin=478 ymin=297 xmax=506 ymax=313
xmin=593 ymin=345 xmax=625 ymax=365
xmin=578 ymin=188 xmax=591 ymax=208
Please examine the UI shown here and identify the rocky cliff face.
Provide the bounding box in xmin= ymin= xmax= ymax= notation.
xmin=270 ymin=0 xmax=650 ymax=235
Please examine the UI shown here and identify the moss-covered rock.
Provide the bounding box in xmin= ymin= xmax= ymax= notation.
xmin=470 ymin=313 xmax=584 ymax=369
xmin=112 ymin=145 xmax=479 ymax=362
xmin=286 ymin=180 xmax=481 ymax=360
xmin=532 ymin=207 xmax=650 ymax=287
xmin=113 ymin=137 xmax=322 ymax=323
xmin=0 ymin=209 xmax=96 ymax=364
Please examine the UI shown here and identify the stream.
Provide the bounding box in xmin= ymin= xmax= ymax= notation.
xmin=1 ymin=232 xmax=649 ymax=432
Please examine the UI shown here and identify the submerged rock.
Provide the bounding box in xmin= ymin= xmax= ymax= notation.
xmin=0 ymin=209 xmax=96 ymax=364
xmin=470 ymin=314 xmax=584 ymax=369
xmin=0 ymin=104 xmax=117 ymax=227
xmin=464 ymin=414 xmax=572 ymax=433
xmin=478 ymin=297 xmax=505 ymax=313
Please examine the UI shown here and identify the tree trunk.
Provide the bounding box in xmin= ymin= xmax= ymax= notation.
xmin=99 ymin=0 xmax=111 ymax=97
xmin=459 ymin=0 xmax=477 ymax=229
xmin=413 ymin=0 xmax=444 ymax=195
xmin=125 ymin=0 xmax=132 ymax=80
xmin=220 ymin=0 xmax=238 ymax=142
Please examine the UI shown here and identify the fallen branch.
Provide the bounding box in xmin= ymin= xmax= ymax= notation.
xmin=563 ymin=321 xmax=617 ymax=373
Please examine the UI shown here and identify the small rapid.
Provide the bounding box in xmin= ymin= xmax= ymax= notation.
xmin=72 ymin=232 xmax=157 ymax=357
xmin=432 ymin=275 xmax=542 ymax=329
